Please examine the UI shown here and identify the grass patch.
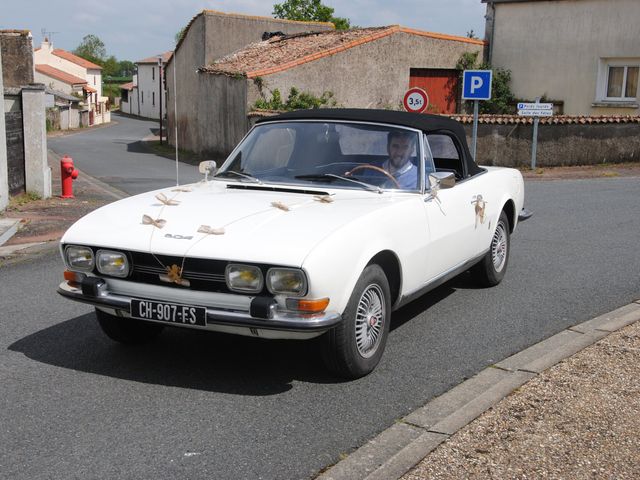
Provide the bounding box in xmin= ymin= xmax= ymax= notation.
xmin=9 ymin=192 xmax=41 ymax=208
xmin=601 ymin=171 xmax=620 ymax=177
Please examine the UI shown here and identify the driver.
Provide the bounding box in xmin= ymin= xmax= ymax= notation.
xmin=382 ymin=130 xmax=418 ymax=189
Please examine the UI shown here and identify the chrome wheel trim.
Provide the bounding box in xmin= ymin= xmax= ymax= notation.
xmin=354 ymin=283 xmax=385 ymax=359
xmin=491 ymin=221 xmax=508 ymax=272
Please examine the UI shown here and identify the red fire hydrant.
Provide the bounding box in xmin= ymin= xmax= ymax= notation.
xmin=60 ymin=155 xmax=79 ymax=198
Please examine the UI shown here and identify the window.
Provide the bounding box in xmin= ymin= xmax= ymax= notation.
xmin=596 ymin=59 xmax=640 ymax=104
xmin=93 ymin=76 xmax=96 ymax=86
xmin=152 ymin=67 xmax=155 ymax=81
xmin=141 ymin=91 xmax=144 ymax=104
xmin=607 ymin=66 xmax=638 ymax=99
xmin=152 ymin=92 xmax=155 ymax=106
xmin=427 ymin=133 xmax=464 ymax=180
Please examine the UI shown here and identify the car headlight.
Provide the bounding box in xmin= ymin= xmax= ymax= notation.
xmin=266 ymin=268 xmax=307 ymax=296
xmin=64 ymin=245 xmax=94 ymax=271
xmin=226 ymin=264 xmax=263 ymax=293
xmin=96 ymin=250 xmax=130 ymax=277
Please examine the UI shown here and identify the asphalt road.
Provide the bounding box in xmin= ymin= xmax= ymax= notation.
xmin=3 ymin=120 xmax=639 ymax=478
xmin=48 ymin=113 xmax=201 ymax=195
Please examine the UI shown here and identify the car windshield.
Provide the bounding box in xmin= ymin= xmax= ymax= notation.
xmin=216 ymin=121 xmax=423 ymax=192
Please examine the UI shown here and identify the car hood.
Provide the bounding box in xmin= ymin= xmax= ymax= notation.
xmin=61 ymin=181 xmax=412 ymax=266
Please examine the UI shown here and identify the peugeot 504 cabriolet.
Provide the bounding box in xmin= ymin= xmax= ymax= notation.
xmin=58 ymin=109 xmax=531 ymax=378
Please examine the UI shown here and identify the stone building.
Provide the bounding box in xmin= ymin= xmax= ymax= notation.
xmin=483 ymin=0 xmax=640 ymax=115
xmin=165 ymin=10 xmax=336 ymax=158
xmin=179 ymin=25 xmax=483 ymax=158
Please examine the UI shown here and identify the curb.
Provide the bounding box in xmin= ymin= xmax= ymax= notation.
xmin=316 ymin=301 xmax=640 ymax=480
xmin=0 ymin=218 xmax=21 ymax=247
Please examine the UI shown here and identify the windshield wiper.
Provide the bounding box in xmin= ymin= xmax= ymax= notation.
xmin=294 ymin=173 xmax=382 ymax=193
xmin=216 ymin=170 xmax=262 ymax=184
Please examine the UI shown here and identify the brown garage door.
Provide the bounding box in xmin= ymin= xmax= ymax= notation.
xmin=409 ymin=69 xmax=459 ymax=114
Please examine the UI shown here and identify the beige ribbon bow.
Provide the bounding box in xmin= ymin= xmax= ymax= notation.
xmin=155 ymin=193 xmax=180 ymax=206
xmin=198 ymin=225 xmax=225 ymax=235
xmin=142 ymin=214 xmax=167 ymax=229
xmin=271 ymin=201 xmax=290 ymax=212
xmin=313 ymin=195 xmax=334 ymax=204
xmin=159 ymin=264 xmax=190 ymax=287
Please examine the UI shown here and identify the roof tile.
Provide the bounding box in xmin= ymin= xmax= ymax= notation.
xmin=35 ymin=64 xmax=87 ymax=85
xmin=52 ymin=49 xmax=102 ymax=70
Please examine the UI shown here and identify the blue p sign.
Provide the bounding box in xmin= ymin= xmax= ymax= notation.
xmin=462 ymin=70 xmax=493 ymax=100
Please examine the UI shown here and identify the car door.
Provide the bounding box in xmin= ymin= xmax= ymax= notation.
xmin=421 ymin=133 xmax=493 ymax=282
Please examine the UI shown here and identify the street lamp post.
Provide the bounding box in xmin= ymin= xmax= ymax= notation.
xmin=158 ymin=56 xmax=163 ymax=145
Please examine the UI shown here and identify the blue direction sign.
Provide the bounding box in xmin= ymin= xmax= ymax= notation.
xmin=462 ymin=70 xmax=493 ymax=100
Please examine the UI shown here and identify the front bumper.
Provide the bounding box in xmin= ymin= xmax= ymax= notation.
xmin=57 ymin=279 xmax=341 ymax=333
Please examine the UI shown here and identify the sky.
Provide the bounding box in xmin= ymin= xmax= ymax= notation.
xmin=1 ymin=0 xmax=487 ymax=61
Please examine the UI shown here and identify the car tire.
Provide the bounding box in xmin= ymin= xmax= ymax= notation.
xmin=321 ymin=264 xmax=391 ymax=379
xmin=472 ymin=210 xmax=511 ymax=287
xmin=95 ymin=308 xmax=164 ymax=344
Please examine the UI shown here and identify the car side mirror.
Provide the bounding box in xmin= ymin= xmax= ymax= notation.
xmin=199 ymin=161 xmax=217 ymax=181
xmin=429 ymin=171 xmax=456 ymax=190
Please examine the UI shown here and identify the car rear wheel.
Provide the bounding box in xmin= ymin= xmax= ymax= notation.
xmin=321 ymin=264 xmax=391 ymax=379
xmin=95 ymin=308 xmax=164 ymax=344
xmin=472 ymin=210 xmax=510 ymax=287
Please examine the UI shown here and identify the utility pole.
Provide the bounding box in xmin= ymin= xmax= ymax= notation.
xmin=158 ymin=56 xmax=163 ymax=145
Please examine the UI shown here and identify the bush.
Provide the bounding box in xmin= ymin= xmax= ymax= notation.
xmin=456 ymin=53 xmax=516 ymax=114
xmin=253 ymin=85 xmax=336 ymax=111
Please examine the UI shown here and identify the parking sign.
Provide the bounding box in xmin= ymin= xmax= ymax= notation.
xmin=462 ymin=70 xmax=492 ymax=100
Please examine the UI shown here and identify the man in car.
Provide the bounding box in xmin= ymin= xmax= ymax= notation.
xmin=382 ymin=130 xmax=418 ymax=189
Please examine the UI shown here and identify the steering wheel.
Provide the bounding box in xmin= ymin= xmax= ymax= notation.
xmin=345 ymin=164 xmax=401 ymax=189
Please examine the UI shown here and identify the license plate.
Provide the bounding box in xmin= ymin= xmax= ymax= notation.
xmin=130 ymin=299 xmax=207 ymax=327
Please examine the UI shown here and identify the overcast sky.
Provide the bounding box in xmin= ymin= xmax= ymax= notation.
xmin=2 ymin=0 xmax=487 ymax=61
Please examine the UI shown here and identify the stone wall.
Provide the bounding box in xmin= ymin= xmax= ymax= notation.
xmin=4 ymin=90 xmax=25 ymax=195
xmin=0 ymin=30 xmax=34 ymax=88
xmin=462 ymin=120 xmax=640 ymax=167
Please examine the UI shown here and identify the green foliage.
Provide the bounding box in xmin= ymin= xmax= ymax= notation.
xmin=175 ymin=27 xmax=186 ymax=44
xmin=102 ymin=83 xmax=123 ymax=104
xmin=101 ymin=55 xmax=119 ymax=77
xmin=117 ymin=60 xmax=135 ymax=78
xmin=74 ymin=34 xmax=106 ymax=63
xmin=254 ymin=86 xmax=336 ymax=110
xmin=273 ymin=0 xmax=350 ymax=30
xmin=457 ymin=53 xmax=516 ymax=114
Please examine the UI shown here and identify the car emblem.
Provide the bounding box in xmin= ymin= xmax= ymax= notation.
xmin=164 ymin=233 xmax=194 ymax=240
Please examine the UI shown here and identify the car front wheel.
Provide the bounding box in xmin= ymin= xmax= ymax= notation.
xmin=95 ymin=308 xmax=165 ymax=344
xmin=472 ymin=210 xmax=511 ymax=287
xmin=321 ymin=264 xmax=391 ymax=379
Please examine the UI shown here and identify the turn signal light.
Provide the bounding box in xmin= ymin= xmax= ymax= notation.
xmin=286 ymin=297 xmax=330 ymax=313
xmin=63 ymin=270 xmax=86 ymax=286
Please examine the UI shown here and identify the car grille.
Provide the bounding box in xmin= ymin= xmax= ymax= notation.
xmin=115 ymin=251 xmax=273 ymax=296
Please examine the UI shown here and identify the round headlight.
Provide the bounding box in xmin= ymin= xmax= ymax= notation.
xmin=64 ymin=245 xmax=94 ymax=272
xmin=266 ymin=268 xmax=307 ymax=296
xmin=225 ymin=264 xmax=263 ymax=293
xmin=96 ymin=250 xmax=130 ymax=278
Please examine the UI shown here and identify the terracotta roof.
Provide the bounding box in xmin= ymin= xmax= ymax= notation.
xmin=200 ymin=26 xmax=484 ymax=78
xmin=448 ymin=114 xmax=640 ymax=125
xmin=35 ymin=64 xmax=87 ymax=85
xmin=170 ymin=9 xmax=335 ymax=69
xmin=120 ymin=82 xmax=134 ymax=91
xmin=137 ymin=51 xmax=173 ymax=64
xmin=83 ymin=85 xmax=97 ymax=93
xmin=52 ymin=49 xmax=102 ymax=70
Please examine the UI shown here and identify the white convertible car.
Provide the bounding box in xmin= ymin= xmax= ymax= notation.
xmin=58 ymin=109 xmax=531 ymax=378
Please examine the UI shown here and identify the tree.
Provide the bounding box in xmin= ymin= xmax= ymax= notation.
xmin=101 ymin=55 xmax=119 ymax=78
xmin=273 ymin=0 xmax=350 ymax=30
xmin=74 ymin=34 xmax=106 ymax=64
xmin=117 ymin=60 xmax=135 ymax=78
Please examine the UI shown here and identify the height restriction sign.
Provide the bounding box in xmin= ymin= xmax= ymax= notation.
xmin=403 ymin=87 xmax=429 ymax=113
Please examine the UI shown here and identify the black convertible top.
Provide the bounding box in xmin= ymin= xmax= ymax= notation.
xmin=256 ymin=109 xmax=482 ymax=177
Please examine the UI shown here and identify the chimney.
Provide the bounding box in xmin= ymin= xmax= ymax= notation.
xmin=41 ymin=37 xmax=52 ymax=51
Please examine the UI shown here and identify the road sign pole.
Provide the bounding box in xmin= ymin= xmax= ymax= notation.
xmin=472 ymin=100 xmax=479 ymax=161
xmin=531 ymin=97 xmax=541 ymax=170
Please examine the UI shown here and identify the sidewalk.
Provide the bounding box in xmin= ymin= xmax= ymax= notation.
xmin=0 ymin=150 xmax=126 ymax=262
xmin=1 ymin=156 xmax=639 ymax=478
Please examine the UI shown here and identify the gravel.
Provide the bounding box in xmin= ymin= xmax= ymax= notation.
xmin=403 ymin=321 xmax=640 ymax=479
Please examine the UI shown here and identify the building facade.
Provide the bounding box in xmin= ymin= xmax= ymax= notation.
xmin=34 ymin=39 xmax=108 ymax=124
xmin=181 ymin=25 xmax=483 ymax=158
xmin=484 ymin=0 xmax=640 ymax=115
xmin=120 ymin=51 xmax=171 ymax=120
xmin=165 ymin=10 xmax=335 ymax=157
